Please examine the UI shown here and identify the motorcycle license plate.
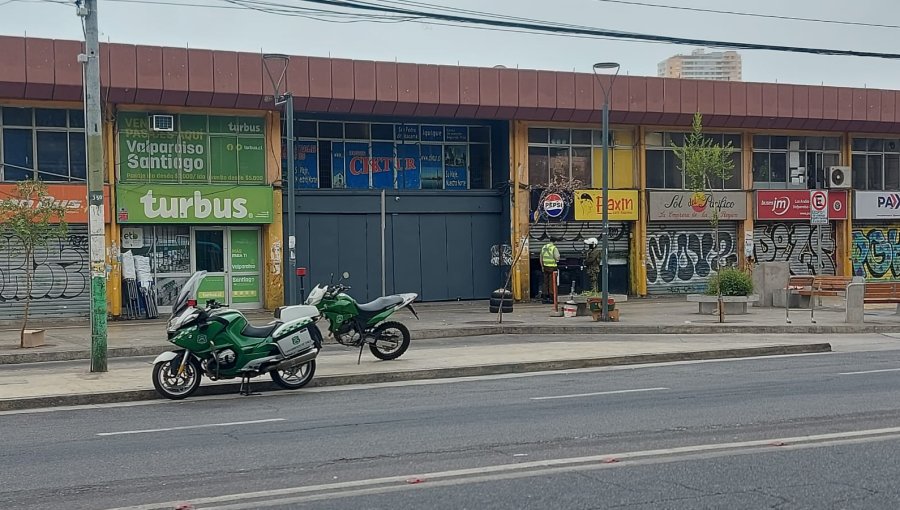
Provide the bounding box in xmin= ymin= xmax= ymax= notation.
xmin=276 ymin=329 xmax=315 ymax=357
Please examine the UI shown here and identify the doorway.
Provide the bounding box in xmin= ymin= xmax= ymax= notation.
xmin=192 ymin=226 xmax=262 ymax=309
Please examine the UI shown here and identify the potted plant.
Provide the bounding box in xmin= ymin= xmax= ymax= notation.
xmin=0 ymin=180 xmax=68 ymax=348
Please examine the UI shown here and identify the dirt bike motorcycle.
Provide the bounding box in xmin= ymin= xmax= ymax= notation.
xmin=305 ymin=272 xmax=418 ymax=361
xmin=152 ymin=271 xmax=323 ymax=400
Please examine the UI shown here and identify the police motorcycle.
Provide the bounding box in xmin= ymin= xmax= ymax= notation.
xmin=152 ymin=271 xmax=323 ymax=400
xmin=306 ymin=272 xmax=418 ymax=362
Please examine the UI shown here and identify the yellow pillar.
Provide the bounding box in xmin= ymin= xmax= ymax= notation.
xmin=263 ymin=110 xmax=285 ymax=310
xmin=739 ymin=131 xmax=754 ymax=271
xmin=510 ymin=120 xmax=531 ymax=301
xmin=632 ymin=126 xmax=648 ymax=296
xmin=104 ymin=115 xmax=122 ymax=317
xmin=837 ymin=132 xmax=853 ymax=277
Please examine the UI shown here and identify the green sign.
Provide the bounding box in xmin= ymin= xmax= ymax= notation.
xmin=197 ymin=276 xmax=226 ymax=301
xmin=230 ymin=230 xmax=260 ymax=273
xmin=118 ymin=112 xmax=266 ymax=184
xmin=231 ymin=275 xmax=260 ymax=304
xmin=115 ymin=184 xmax=274 ymax=224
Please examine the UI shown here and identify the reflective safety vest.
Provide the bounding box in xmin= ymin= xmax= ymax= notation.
xmin=541 ymin=243 xmax=558 ymax=269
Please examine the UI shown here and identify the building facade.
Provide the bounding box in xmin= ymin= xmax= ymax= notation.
xmin=658 ymin=49 xmax=742 ymax=81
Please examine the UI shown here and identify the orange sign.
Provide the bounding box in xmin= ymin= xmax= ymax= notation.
xmin=0 ymin=184 xmax=111 ymax=223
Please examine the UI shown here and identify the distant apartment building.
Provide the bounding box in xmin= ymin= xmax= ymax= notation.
xmin=657 ymin=49 xmax=742 ymax=81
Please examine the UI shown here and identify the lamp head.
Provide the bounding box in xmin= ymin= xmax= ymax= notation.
xmin=593 ymin=62 xmax=620 ymax=71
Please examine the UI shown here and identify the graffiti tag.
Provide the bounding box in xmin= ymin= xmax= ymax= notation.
xmin=0 ymin=233 xmax=89 ymax=315
xmin=753 ymin=223 xmax=835 ymax=276
xmin=645 ymin=230 xmax=737 ymax=293
xmin=852 ymin=226 xmax=900 ymax=280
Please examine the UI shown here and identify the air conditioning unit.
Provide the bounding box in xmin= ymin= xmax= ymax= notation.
xmin=828 ymin=166 xmax=851 ymax=189
xmin=150 ymin=114 xmax=174 ymax=132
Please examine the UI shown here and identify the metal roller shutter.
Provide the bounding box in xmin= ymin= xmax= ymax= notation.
xmin=0 ymin=224 xmax=90 ymax=319
xmin=850 ymin=222 xmax=900 ymax=281
xmin=753 ymin=221 xmax=835 ymax=276
xmin=645 ymin=221 xmax=739 ymax=295
xmin=529 ymin=221 xmax=631 ymax=260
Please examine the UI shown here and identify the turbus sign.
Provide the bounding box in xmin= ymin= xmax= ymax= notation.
xmin=115 ymin=184 xmax=274 ymax=224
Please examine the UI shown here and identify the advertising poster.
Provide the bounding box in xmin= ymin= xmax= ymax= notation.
xmin=345 ymin=142 xmax=370 ymax=189
xmin=397 ymin=143 xmax=420 ymax=189
xmin=294 ymin=141 xmax=319 ymax=188
xmin=395 ymin=124 xmax=419 ymax=141
xmin=231 ymin=275 xmax=260 ymax=304
xmin=573 ymin=190 xmax=639 ymax=221
xmin=331 ymin=141 xmax=346 ymax=189
xmin=445 ymin=126 xmax=468 ymax=142
xmin=229 ymin=230 xmax=260 ymax=273
xmin=420 ymin=145 xmax=444 ymax=190
xmin=420 ymin=125 xmax=444 ymax=142
xmin=444 ymin=145 xmax=468 ymax=190
xmin=197 ymin=275 xmax=226 ymax=302
xmin=371 ymin=142 xmax=395 ymax=189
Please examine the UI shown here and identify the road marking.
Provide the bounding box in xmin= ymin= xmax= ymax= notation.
xmin=96 ymin=418 xmax=285 ymax=436
xmin=530 ymin=387 xmax=669 ymax=400
xmin=105 ymin=425 xmax=900 ymax=510
xmin=838 ymin=367 xmax=900 ymax=375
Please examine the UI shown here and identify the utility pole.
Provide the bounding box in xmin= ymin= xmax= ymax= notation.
xmin=78 ymin=0 xmax=108 ymax=372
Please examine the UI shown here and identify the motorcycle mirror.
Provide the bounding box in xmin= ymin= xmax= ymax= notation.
xmin=342 ymin=271 xmax=350 ymax=279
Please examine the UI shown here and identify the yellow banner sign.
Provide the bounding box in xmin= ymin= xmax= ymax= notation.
xmin=573 ymin=189 xmax=639 ymax=221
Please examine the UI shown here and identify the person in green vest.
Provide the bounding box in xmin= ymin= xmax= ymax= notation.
xmin=540 ymin=241 xmax=560 ymax=303
xmin=584 ymin=237 xmax=602 ymax=293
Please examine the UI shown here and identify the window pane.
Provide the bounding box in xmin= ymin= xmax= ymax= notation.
xmin=549 ymin=147 xmax=570 ymax=181
xmin=344 ymin=122 xmax=369 ymax=140
xmin=469 ymin=143 xmax=491 ymax=189
xmin=852 ymin=138 xmax=868 ymax=152
xmin=664 ymin=151 xmax=681 ymax=188
xmin=723 ymin=134 xmax=741 ymax=149
xmin=318 ymin=141 xmax=333 ymax=188
xmin=806 ymin=137 xmax=824 ymax=151
xmin=667 ymin=133 xmax=685 ymax=147
xmin=645 ymin=150 xmax=665 ymax=188
xmin=318 ymin=122 xmax=343 ymax=138
xmin=770 ymin=136 xmax=788 ymax=150
xmin=868 ymin=139 xmax=885 ymax=152
xmin=549 ymin=129 xmax=570 ymax=145
xmin=469 ymin=126 xmax=490 ymax=143
xmin=725 ymin=152 xmax=742 ymax=189
xmin=528 ymin=128 xmax=548 ymax=144
xmin=2 ymin=107 xmax=32 ymax=126
xmin=36 ymin=131 xmax=70 ymax=181
xmin=752 ymin=152 xmax=770 ymax=184
xmin=771 ymin=153 xmax=787 ymax=183
xmin=824 ymin=137 xmax=841 ymax=151
xmin=527 ymin=146 xmax=549 ymax=186
xmin=2 ymin=128 xmax=34 ymax=180
xmin=571 ymin=129 xmax=591 ymax=145
xmin=69 ymin=110 xmax=85 ymax=129
xmin=753 ymin=135 xmax=769 ymax=150
xmin=644 ymin=132 xmax=663 ymax=147
xmin=851 ymin=154 xmax=868 ymax=190
xmin=885 ymin=154 xmax=900 ymax=190
xmin=571 ymin=147 xmax=591 ymax=186
xmin=868 ymin=154 xmax=884 ymax=190
xmin=887 ymin=139 xmax=900 ymax=153
xmin=35 ymin=108 xmax=67 ymax=127
xmin=69 ymin=132 xmax=86 ymax=181
xmin=295 ymin=120 xmax=317 ymax=138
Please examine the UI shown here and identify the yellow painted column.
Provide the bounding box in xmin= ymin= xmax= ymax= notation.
xmin=263 ymin=111 xmax=285 ymax=310
xmin=510 ymin=120 xmax=531 ymax=301
xmin=838 ymin=133 xmax=853 ymax=277
xmin=633 ymin=126 xmax=648 ymax=296
xmin=739 ymin=131 xmax=754 ymax=271
xmin=104 ymin=115 xmax=122 ymax=317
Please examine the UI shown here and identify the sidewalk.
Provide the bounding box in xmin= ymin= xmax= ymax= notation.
xmin=0 ymin=333 xmax=834 ymax=411
xmin=2 ymin=297 xmax=900 ymax=364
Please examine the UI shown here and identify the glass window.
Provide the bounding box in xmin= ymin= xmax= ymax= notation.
xmin=753 ymin=152 xmax=770 ymax=183
xmin=35 ymin=108 xmax=67 ymax=128
xmin=318 ymin=122 xmax=343 ymax=139
xmin=886 ymin=154 xmax=900 ymax=190
xmin=549 ymin=129 xmax=570 ymax=145
xmin=571 ymin=129 xmax=592 ymax=145
xmin=646 ymin=150 xmax=665 ymax=188
xmin=469 ymin=126 xmax=490 ymax=143
xmin=2 ymin=107 xmax=32 ymax=126
xmin=667 ymin=133 xmax=685 ymax=147
xmin=69 ymin=110 xmax=85 ymax=129
xmin=295 ymin=120 xmax=317 ymax=138
xmin=770 ymin=153 xmax=787 ymax=183
xmin=852 ymin=138 xmax=867 ymax=152
xmin=824 ymin=137 xmax=841 ymax=151
xmin=344 ymin=122 xmax=369 ymax=140
xmin=664 ymin=151 xmax=681 ymax=188
xmin=753 ymin=135 xmax=769 ymax=150
xmin=549 ymin=147 xmax=570 ymax=180
xmin=2 ymin=128 xmax=33 ymax=180
xmin=723 ymin=134 xmax=742 ymax=148
xmin=644 ymin=132 xmax=663 ymax=147
xmin=806 ymin=137 xmax=823 ymax=151
xmin=725 ymin=152 xmax=742 ymax=189
xmin=69 ymin=132 xmax=86 ymax=181
xmin=371 ymin=123 xmax=394 ymax=140
xmin=770 ymin=136 xmax=788 ymax=150
xmin=886 ymin=139 xmax=900 ymax=153
xmin=36 ymin=131 xmax=69 ymax=181
xmin=868 ymin=139 xmax=885 ymax=152
xmin=851 ymin=154 xmax=868 ymax=190
xmin=868 ymin=154 xmax=884 ymax=190
xmin=470 ymin=143 xmax=491 ymax=190
xmin=528 ymin=145 xmax=548 ymax=186
xmin=528 ymin=128 xmax=548 ymax=144
xmin=317 ymin=141 xmax=333 ymax=189
xmin=571 ymin=147 xmax=591 ymax=186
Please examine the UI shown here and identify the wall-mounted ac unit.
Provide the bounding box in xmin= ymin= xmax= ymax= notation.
xmin=150 ymin=114 xmax=174 ymax=132
xmin=828 ymin=166 xmax=851 ymax=189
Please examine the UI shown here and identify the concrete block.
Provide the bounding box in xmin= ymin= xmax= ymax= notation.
xmin=751 ymin=262 xmax=791 ymax=308
xmin=845 ymin=283 xmax=865 ymax=323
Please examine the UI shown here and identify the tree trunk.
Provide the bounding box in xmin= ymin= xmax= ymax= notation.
xmin=20 ymin=246 xmax=33 ymax=348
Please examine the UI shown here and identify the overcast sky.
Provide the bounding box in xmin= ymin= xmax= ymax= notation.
xmin=1 ymin=0 xmax=899 ymax=89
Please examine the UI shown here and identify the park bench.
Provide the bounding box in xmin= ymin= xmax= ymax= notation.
xmin=845 ymin=281 xmax=900 ymax=323
xmin=784 ymin=275 xmax=852 ymax=324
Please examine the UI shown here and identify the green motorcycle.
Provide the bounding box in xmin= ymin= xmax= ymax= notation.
xmin=305 ymin=272 xmax=418 ymax=360
xmin=152 ymin=271 xmax=323 ymax=400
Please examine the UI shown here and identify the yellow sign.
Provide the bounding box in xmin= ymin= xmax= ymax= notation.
xmin=573 ymin=189 xmax=639 ymax=221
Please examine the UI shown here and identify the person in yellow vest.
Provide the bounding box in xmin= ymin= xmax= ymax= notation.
xmin=540 ymin=241 xmax=560 ymax=303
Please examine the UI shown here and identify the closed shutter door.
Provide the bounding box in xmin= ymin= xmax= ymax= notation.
xmin=0 ymin=224 xmax=90 ymax=319
xmin=850 ymin=222 xmax=900 ymax=281
xmin=645 ymin=221 xmax=739 ymax=295
xmin=529 ymin=221 xmax=630 ymax=261
xmin=753 ymin=221 xmax=835 ymax=276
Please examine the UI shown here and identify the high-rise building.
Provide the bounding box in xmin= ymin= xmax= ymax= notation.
xmin=657 ymin=49 xmax=742 ymax=81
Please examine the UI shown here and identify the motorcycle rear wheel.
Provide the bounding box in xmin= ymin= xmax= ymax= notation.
xmin=270 ymin=360 xmax=316 ymax=390
xmin=369 ymin=321 xmax=411 ymax=360
xmin=152 ymin=356 xmax=202 ymax=400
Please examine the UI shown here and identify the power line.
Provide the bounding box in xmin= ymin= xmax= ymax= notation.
xmin=588 ymin=0 xmax=900 ymax=31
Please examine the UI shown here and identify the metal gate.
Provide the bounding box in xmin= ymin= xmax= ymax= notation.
xmin=753 ymin=221 xmax=835 ymax=276
xmin=645 ymin=221 xmax=739 ymax=295
xmin=529 ymin=221 xmax=630 ymax=260
xmin=0 ymin=224 xmax=90 ymax=319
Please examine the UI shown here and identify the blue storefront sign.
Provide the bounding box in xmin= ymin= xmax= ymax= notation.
xmin=397 ymin=143 xmax=420 ymax=189
xmin=421 ymin=125 xmax=444 ymax=142
xmin=331 ymin=141 xmax=346 ymax=188
xmin=371 ymin=142 xmax=394 ymax=189
xmin=444 ymin=145 xmax=468 ymax=190
xmin=420 ymin=145 xmax=443 ymax=190
xmin=294 ymin=141 xmax=318 ymax=188
xmin=445 ymin=126 xmax=468 ymax=142
xmin=345 ymin=142 xmax=370 ymax=189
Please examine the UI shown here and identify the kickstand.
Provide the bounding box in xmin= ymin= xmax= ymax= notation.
xmin=357 ymin=343 xmax=365 ymax=365
xmin=239 ymin=375 xmax=260 ymax=396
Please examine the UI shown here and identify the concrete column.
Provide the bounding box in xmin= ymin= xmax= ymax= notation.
xmin=846 ymin=283 xmax=864 ymax=323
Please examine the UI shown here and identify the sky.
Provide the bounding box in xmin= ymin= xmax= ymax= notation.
xmin=1 ymin=0 xmax=899 ymax=89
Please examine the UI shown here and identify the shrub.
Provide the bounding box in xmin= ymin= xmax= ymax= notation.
xmin=706 ymin=267 xmax=753 ymax=296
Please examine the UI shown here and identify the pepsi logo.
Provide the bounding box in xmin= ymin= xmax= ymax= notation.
xmin=543 ymin=193 xmax=565 ymax=218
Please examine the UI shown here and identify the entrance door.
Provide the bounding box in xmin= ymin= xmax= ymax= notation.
xmin=192 ymin=227 xmax=262 ymax=309
xmin=194 ymin=228 xmax=227 ymax=305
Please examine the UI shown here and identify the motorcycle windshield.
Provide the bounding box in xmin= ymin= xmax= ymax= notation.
xmin=171 ymin=271 xmax=207 ymax=318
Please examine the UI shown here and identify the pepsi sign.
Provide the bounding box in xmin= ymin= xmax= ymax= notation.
xmin=542 ymin=193 xmax=565 ymax=219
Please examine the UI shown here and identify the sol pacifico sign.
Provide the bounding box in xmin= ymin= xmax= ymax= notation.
xmin=0 ymin=184 xmax=110 ymax=223
xmin=573 ymin=189 xmax=639 ymax=221
xmin=755 ymin=190 xmax=847 ymax=221
xmin=115 ymin=184 xmax=274 ymax=224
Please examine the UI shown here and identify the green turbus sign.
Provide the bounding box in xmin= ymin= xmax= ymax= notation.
xmin=115 ymin=184 xmax=274 ymax=224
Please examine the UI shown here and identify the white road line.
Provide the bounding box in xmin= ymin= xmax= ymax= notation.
xmin=838 ymin=368 xmax=900 ymax=375
xmin=96 ymin=418 xmax=285 ymax=436
xmin=531 ymin=387 xmax=669 ymax=400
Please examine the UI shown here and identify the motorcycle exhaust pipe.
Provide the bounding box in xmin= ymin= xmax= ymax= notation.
xmin=273 ymin=348 xmax=319 ymax=372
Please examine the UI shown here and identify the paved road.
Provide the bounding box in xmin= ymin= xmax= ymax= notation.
xmin=4 ymin=348 xmax=900 ymax=509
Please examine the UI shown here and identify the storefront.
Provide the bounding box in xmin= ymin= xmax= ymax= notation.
xmin=0 ymin=184 xmax=110 ymax=319
xmin=753 ymin=190 xmax=847 ymax=276
xmin=528 ymin=189 xmax=638 ymax=297
xmin=851 ymin=191 xmax=900 ymax=281
xmin=645 ymin=191 xmax=746 ymax=295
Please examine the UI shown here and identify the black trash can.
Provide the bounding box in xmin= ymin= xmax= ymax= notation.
xmin=489 ymin=288 xmax=513 ymax=313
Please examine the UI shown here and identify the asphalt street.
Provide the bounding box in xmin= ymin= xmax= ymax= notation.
xmin=4 ymin=347 xmax=900 ymax=509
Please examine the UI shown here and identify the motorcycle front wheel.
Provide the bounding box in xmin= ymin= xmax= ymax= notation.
xmin=369 ymin=321 xmax=411 ymax=360
xmin=152 ymin=356 xmax=202 ymax=400
xmin=270 ymin=360 xmax=316 ymax=390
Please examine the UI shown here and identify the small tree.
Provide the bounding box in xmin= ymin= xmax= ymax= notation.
xmin=672 ymin=113 xmax=735 ymax=323
xmin=0 ymin=180 xmax=68 ymax=346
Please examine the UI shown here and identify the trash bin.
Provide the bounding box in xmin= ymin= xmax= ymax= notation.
xmin=489 ymin=288 xmax=513 ymax=313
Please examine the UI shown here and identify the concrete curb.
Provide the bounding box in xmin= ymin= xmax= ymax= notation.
xmin=0 ymin=342 xmax=832 ymax=411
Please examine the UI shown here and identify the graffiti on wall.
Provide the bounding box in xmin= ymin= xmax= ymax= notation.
xmin=529 ymin=221 xmax=629 ymax=258
xmin=852 ymin=226 xmax=900 ymax=280
xmin=645 ymin=230 xmax=737 ymax=293
xmin=753 ymin=223 xmax=835 ymax=276
xmin=0 ymin=233 xmax=89 ymax=303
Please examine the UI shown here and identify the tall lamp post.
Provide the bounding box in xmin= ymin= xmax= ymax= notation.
xmin=592 ymin=62 xmax=620 ymax=322
xmin=263 ymin=54 xmax=298 ymax=305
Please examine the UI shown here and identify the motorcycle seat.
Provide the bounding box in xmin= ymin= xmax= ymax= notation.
xmin=357 ymin=295 xmax=404 ymax=312
xmin=241 ymin=321 xmax=280 ymax=339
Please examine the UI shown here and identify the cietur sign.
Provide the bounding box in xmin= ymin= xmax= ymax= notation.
xmin=115 ymin=184 xmax=274 ymax=224
xmin=755 ymin=190 xmax=848 ymax=220
xmin=647 ymin=191 xmax=747 ymax=221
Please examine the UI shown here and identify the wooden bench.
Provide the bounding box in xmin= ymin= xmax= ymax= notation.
xmin=784 ymin=275 xmax=852 ymax=324
xmin=846 ymin=281 xmax=900 ymax=323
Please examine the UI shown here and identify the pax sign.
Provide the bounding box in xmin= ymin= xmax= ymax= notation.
xmin=755 ymin=190 xmax=847 ymax=221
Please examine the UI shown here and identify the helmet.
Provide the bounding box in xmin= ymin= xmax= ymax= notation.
xmin=584 ymin=237 xmax=598 ymax=247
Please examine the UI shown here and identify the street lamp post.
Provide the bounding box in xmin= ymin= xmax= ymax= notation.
xmin=263 ymin=54 xmax=297 ymax=305
xmin=592 ymin=62 xmax=620 ymax=322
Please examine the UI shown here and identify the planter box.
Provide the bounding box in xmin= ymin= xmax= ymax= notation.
xmin=21 ymin=329 xmax=45 ymax=348
xmin=686 ymin=294 xmax=760 ymax=315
